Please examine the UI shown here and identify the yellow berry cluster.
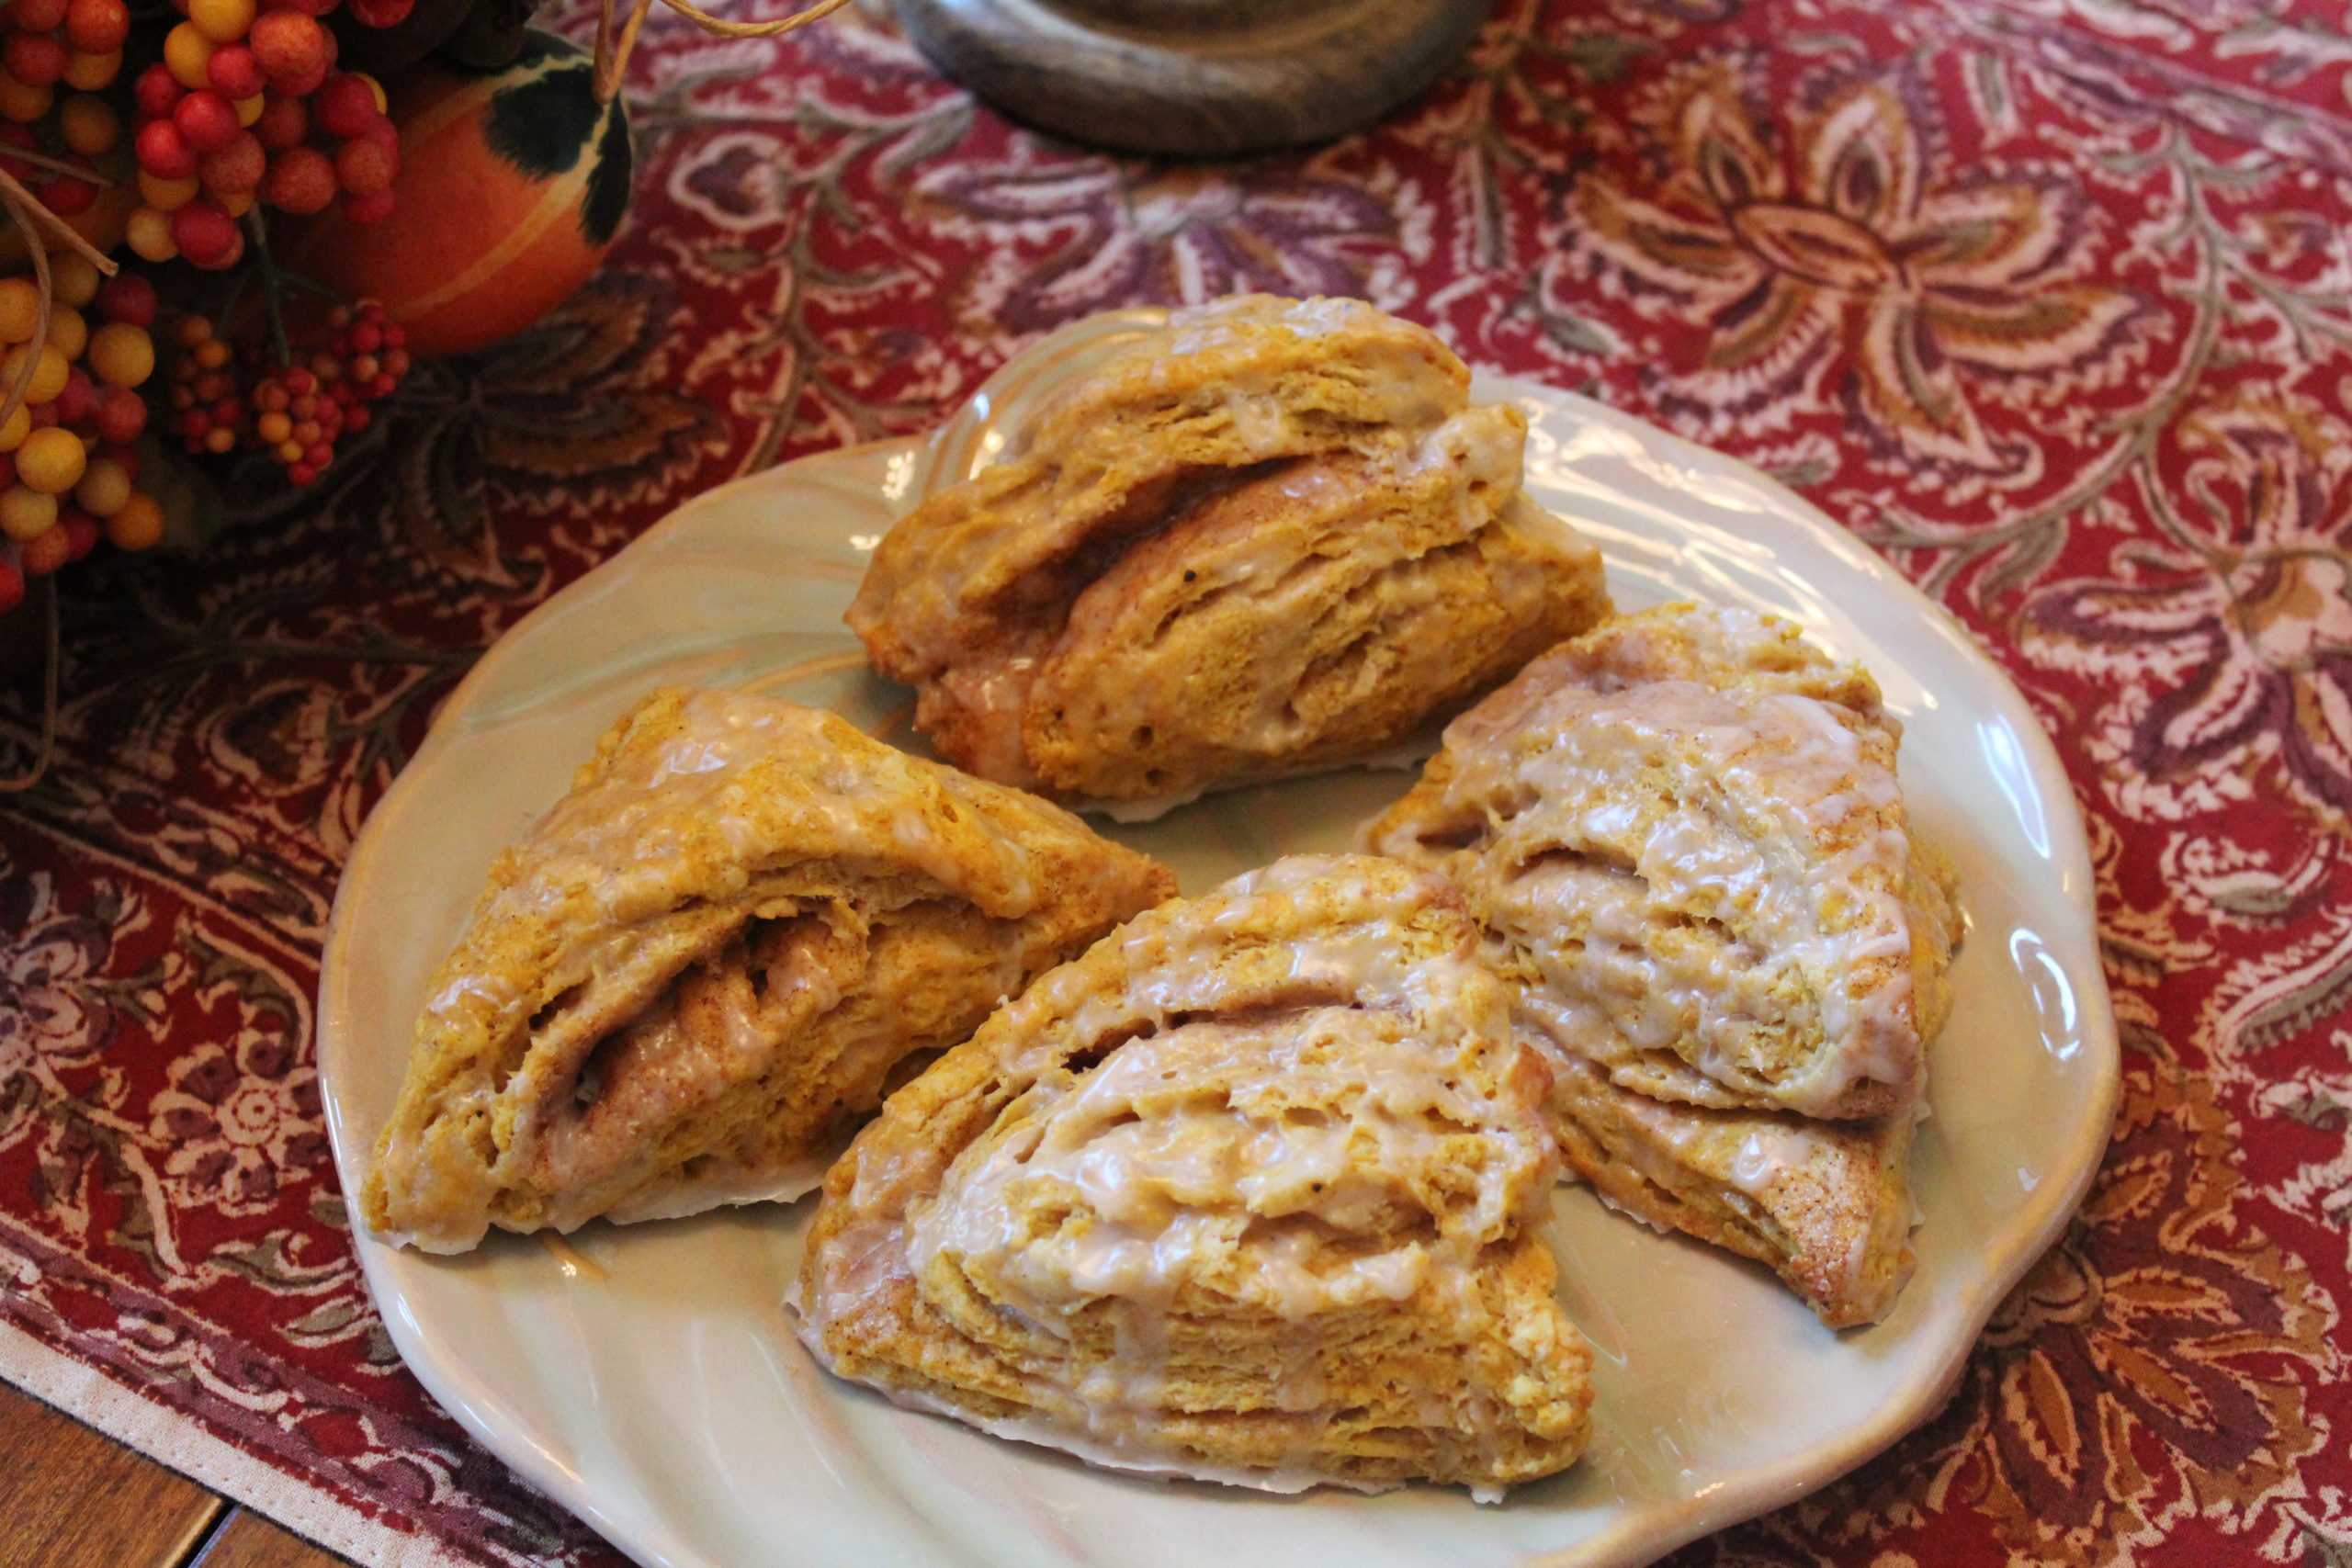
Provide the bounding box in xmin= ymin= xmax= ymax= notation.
xmin=0 ymin=251 xmax=164 ymax=601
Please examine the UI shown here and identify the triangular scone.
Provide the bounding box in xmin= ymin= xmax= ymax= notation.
xmin=847 ymin=294 xmax=1610 ymax=807
xmin=1545 ymin=1053 xmax=1917 ymax=1327
xmin=362 ymin=689 xmax=1176 ymax=1254
xmin=1365 ymin=604 xmax=1961 ymax=1325
xmin=1366 ymin=604 xmax=1959 ymax=1122
xmin=794 ymin=855 xmax=1594 ymax=1498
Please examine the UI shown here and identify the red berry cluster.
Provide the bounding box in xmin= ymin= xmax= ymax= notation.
xmin=0 ymin=0 xmax=126 ymax=135
xmin=125 ymin=0 xmax=412 ymax=269
xmin=167 ymin=300 xmax=408 ymax=485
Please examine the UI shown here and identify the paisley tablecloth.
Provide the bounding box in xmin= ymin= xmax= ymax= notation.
xmin=3 ymin=0 xmax=2346 ymax=1562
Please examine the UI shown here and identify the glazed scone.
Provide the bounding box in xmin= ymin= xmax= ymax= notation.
xmin=793 ymin=854 xmax=1594 ymax=1499
xmin=363 ymin=688 xmax=1175 ymax=1254
xmin=847 ymin=294 xmax=1610 ymax=809
xmin=1365 ymin=604 xmax=1961 ymax=1325
xmin=1546 ymin=1053 xmax=1917 ymax=1327
xmin=1366 ymin=604 xmax=1959 ymax=1122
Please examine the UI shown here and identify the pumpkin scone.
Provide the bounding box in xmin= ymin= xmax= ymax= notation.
xmin=846 ymin=294 xmax=1610 ymax=811
xmin=792 ymin=854 xmax=1594 ymax=1498
xmin=1544 ymin=1054 xmax=1919 ymax=1328
xmin=1366 ymin=604 xmax=1958 ymax=1122
xmin=1366 ymin=604 xmax=1960 ymax=1325
xmin=363 ymin=688 xmax=1175 ymax=1254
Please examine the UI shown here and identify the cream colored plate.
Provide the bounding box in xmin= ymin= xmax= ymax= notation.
xmin=319 ymin=310 xmax=2119 ymax=1568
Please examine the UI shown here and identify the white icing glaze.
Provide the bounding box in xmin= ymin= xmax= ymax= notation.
xmin=600 ymin=1150 xmax=834 ymax=1224
xmin=1567 ymin=1049 xmax=1892 ymax=1313
xmin=932 ymin=658 xmax=1046 ymax=787
xmin=800 ymin=856 xmax=1561 ymax=1495
xmin=1439 ymin=660 xmax=1920 ymax=1115
xmin=1164 ymin=293 xmax=1371 ymax=356
xmin=906 ymin=1009 xmax=1490 ymax=1326
xmin=537 ymin=1233 xmax=606 ymax=1280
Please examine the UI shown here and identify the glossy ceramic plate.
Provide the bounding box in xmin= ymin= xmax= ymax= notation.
xmin=319 ymin=310 xmax=2120 ymax=1568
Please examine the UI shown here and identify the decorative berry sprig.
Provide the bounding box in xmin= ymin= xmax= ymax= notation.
xmin=0 ymin=0 xmax=130 ymax=232
xmin=0 ymin=257 xmax=159 ymax=615
xmin=0 ymin=0 xmax=130 ymax=123
xmin=126 ymin=0 xmax=410 ymax=268
xmin=166 ymin=298 xmax=407 ymax=483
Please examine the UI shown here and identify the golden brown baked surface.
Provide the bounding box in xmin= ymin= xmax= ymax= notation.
xmin=1544 ymin=1053 xmax=1917 ymax=1328
xmin=793 ymin=853 xmax=1594 ymax=1498
xmin=846 ymin=294 xmax=1610 ymax=807
xmin=1365 ymin=604 xmax=1960 ymax=1325
xmin=362 ymin=688 xmax=1176 ymax=1254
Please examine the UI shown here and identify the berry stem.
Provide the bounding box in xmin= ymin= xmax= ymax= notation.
xmin=242 ymin=204 xmax=293 ymax=367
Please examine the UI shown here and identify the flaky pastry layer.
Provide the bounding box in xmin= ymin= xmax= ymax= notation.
xmin=364 ymin=688 xmax=1174 ymax=1253
xmin=794 ymin=854 xmax=1594 ymax=1498
xmin=848 ymin=295 xmax=1609 ymax=807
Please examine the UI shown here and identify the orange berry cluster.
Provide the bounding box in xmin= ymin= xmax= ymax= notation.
xmin=0 ymin=256 xmax=163 ymax=615
xmin=166 ymin=299 xmax=408 ymax=484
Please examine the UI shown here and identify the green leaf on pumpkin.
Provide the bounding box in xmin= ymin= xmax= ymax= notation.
xmin=484 ymin=48 xmax=601 ymax=181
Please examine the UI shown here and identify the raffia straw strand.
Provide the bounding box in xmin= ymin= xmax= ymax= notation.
xmin=0 ymin=576 xmax=61 ymax=794
xmin=593 ymin=0 xmax=659 ymax=103
xmin=0 ymin=196 xmax=52 ymax=434
xmin=3 ymin=148 xmax=119 ymax=187
xmin=594 ymin=0 xmax=853 ymax=100
xmin=0 ymin=167 xmax=118 ymax=276
xmin=656 ymin=0 xmax=852 ymax=39
xmin=593 ymin=0 xmax=620 ymax=98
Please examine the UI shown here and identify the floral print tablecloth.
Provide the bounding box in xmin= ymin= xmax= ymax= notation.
xmin=3 ymin=0 xmax=2346 ymax=1563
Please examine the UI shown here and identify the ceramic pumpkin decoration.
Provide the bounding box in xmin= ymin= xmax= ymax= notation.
xmin=286 ymin=31 xmax=632 ymax=356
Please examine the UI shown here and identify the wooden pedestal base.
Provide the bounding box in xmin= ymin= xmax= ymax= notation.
xmin=888 ymin=0 xmax=1495 ymax=157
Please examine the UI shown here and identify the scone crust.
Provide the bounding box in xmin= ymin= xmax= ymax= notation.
xmin=1022 ymin=410 xmax=1611 ymax=801
xmin=849 ymin=295 xmax=1471 ymax=685
xmin=847 ymin=294 xmax=1611 ymax=804
xmin=1545 ymin=1052 xmax=1917 ymax=1327
xmin=795 ymin=854 xmax=1594 ymax=1497
xmin=363 ymin=688 xmax=1176 ymax=1253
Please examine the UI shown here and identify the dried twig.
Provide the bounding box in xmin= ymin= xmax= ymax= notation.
xmin=0 ymin=195 xmax=53 ymax=434
xmin=0 ymin=166 xmax=119 ymax=275
xmin=3 ymin=147 xmax=119 ymax=187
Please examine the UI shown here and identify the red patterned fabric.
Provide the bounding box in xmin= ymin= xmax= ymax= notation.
xmin=4 ymin=0 xmax=2348 ymax=1562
